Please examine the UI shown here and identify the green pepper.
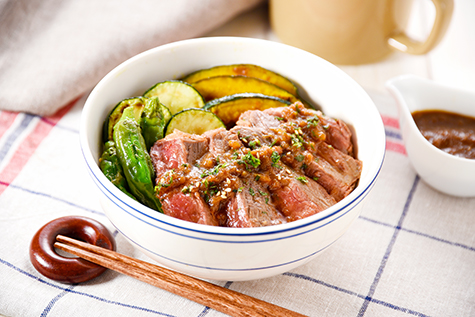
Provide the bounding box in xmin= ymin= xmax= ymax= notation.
xmin=99 ymin=141 xmax=136 ymax=200
xmin=113 ymin=107 xmax=162 ymax=212
xmin=102 ymin=97 xmax=146 ymax=143
xmin=140 ymin=97 xmax=168 ymax=150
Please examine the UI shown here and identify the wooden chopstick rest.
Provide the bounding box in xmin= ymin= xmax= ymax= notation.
xmin=55 ymin=235 xmax=307 ymax=317
xmin=29 ymin=216 xmax=116 ymax=283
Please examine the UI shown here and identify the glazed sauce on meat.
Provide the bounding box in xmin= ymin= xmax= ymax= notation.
xmin=412 ymin=110 xmax=475 ymax=159
xmin=151 ymin=103 xmax=362 ymax=227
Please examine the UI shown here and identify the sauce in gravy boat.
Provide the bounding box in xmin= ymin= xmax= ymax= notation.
xmin=386 ymin=75 xmax=475 ymax=197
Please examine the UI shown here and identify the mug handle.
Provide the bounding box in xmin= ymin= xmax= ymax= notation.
xmin=388 ymin=0 xmax=454 ymax=55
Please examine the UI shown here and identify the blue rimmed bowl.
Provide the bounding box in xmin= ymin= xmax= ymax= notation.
xmin=80 ymin=37 xmax=385 ymax=281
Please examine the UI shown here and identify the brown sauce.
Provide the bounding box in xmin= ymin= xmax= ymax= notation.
xmin=412 ymin=110 xmax=475 ymax=159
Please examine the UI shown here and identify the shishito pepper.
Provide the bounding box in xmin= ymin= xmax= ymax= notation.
xmin=113 ymin=107 xmax=162 ymax=212
xmin=140 ymin=97 xmax=170 ymax=150
xmin=103 ymin=97 xmax=147 ymax=143
xmin=99 ymin=140 xmax=136 ymax=200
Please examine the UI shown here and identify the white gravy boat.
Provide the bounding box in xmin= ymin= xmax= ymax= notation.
xmin=386 ymin=75 xmax=475 ymax=197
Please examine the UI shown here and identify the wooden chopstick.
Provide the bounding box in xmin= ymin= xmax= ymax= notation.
xmin=54 ymin=235 xmax=306 ymax=317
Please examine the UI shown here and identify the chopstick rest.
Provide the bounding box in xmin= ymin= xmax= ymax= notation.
xmin=29 ymin=216 xmax=116 ymax=283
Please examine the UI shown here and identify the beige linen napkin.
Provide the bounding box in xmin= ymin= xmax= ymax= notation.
xmin=0 ymin=0 xmax=263 ymax=116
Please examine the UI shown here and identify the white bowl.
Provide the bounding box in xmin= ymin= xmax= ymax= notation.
xmin=80 ymin=37 xmax=385 ymax=281
xmin=386 ymin=75 xmax=475 ymax=197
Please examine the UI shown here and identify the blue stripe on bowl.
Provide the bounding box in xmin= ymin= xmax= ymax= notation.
xmin=112 ymin=224 xmax=340 ymax=272
xmin=98 ymin=173 xmax=371 ymax=243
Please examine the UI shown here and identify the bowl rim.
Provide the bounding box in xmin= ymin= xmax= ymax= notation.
xmin=80 ymin=36 xmax=386 ymax=237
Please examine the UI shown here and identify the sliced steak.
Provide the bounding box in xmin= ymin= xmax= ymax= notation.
xmin=148 ymin=103 xmax=361 ymax=228
xmin=204 ymin=128 xmax=239 ymax=154
xmin=236 ymin=109 xmax=282 ymax=129
xmin=200 ymin=128 xmax=242 ymax=167
xmin=319 ymin=116 xmax=354 ymax=156
xmin=225 ymin=179 xmax=286 ymax=228
xmin=160 ymin=190 xmax=218 ymax=226
xmin=150 ymin=130 xmax=217 ymax=226
xmin=235 ymin=104 xmax=362 ymax=202
xmin=150 ymin=130 xmax=208 ymax=178
xmin=271 ymin=169 xmax=336 ymax=222
xmin=281 ymin=143 xmax=362 ymax=202
xmin=263 ymin=103 xmax=354 ymax=155
xmin=311 ymin=141 xmax=362 ymax=200
xmin=229 ymin=126 xmax=272 ymax=149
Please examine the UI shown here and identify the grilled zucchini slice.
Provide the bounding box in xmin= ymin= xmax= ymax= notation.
xmin=204 ymin=93 xmax=291 ymax=128
xmin=143 ymin=80 xmax=205 ymax=115
xmin=182 ymin=64 xmax=298 ymax=96
xmin=165 ymin=109 xmax=225 ymax=136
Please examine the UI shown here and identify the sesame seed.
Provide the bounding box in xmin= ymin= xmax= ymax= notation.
xmin=225 ymin=188 xmax=232 ymax=192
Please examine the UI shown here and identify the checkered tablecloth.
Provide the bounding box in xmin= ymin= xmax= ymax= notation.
xmin=1 ymin=88 xmax=474 ymax=317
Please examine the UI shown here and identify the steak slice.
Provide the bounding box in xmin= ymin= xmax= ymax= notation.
xmin=322 ymin=117 xmax=353 ymax=156
xmin=225 ymin=179 xmax=286 ymax=228
xmin=236 ymin=109 xmax=282 ymax=129
xmin=310 ymin=141 xmax=362 ymax=200
xmin=233 ymin=107 xmax=362 ymax=202
xmin=271 ymin=169 xmax=337 ymax=222
xmin=263 ymin=103 xmax=354 ymax=156
xmin=281 ymin=143 xmax=362 ymax=202
xmin=229 ymin=126 xmax=272 ymax=149
xmin=150 ymin=130 xmax=208 ymax=178
xmin=150 ymin=131 xmax=217 ymax=226
xmin=204 ymin=128 xmax=239 ymax=154
xmin=160 ymin=190 xmax=218 ymax=226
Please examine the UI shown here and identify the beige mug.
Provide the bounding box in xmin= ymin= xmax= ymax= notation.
xmin=269 ymin=0 xmax=454 ymax=65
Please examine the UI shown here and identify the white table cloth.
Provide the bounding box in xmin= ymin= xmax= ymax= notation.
xmin=1 ymin=1 xmax=474 ymax=316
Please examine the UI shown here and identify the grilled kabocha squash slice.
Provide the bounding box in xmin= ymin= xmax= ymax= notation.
xmin=181 ymin=64 xmax=298 ymax=96
xmin=204 ymin=93 xmax=291 ymax=128
xmin=192 ymin=76 xmax=301 ymax=105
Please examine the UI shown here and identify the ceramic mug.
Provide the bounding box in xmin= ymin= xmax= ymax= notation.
xmin=269 ymin=0 xmax=454 ymax=65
